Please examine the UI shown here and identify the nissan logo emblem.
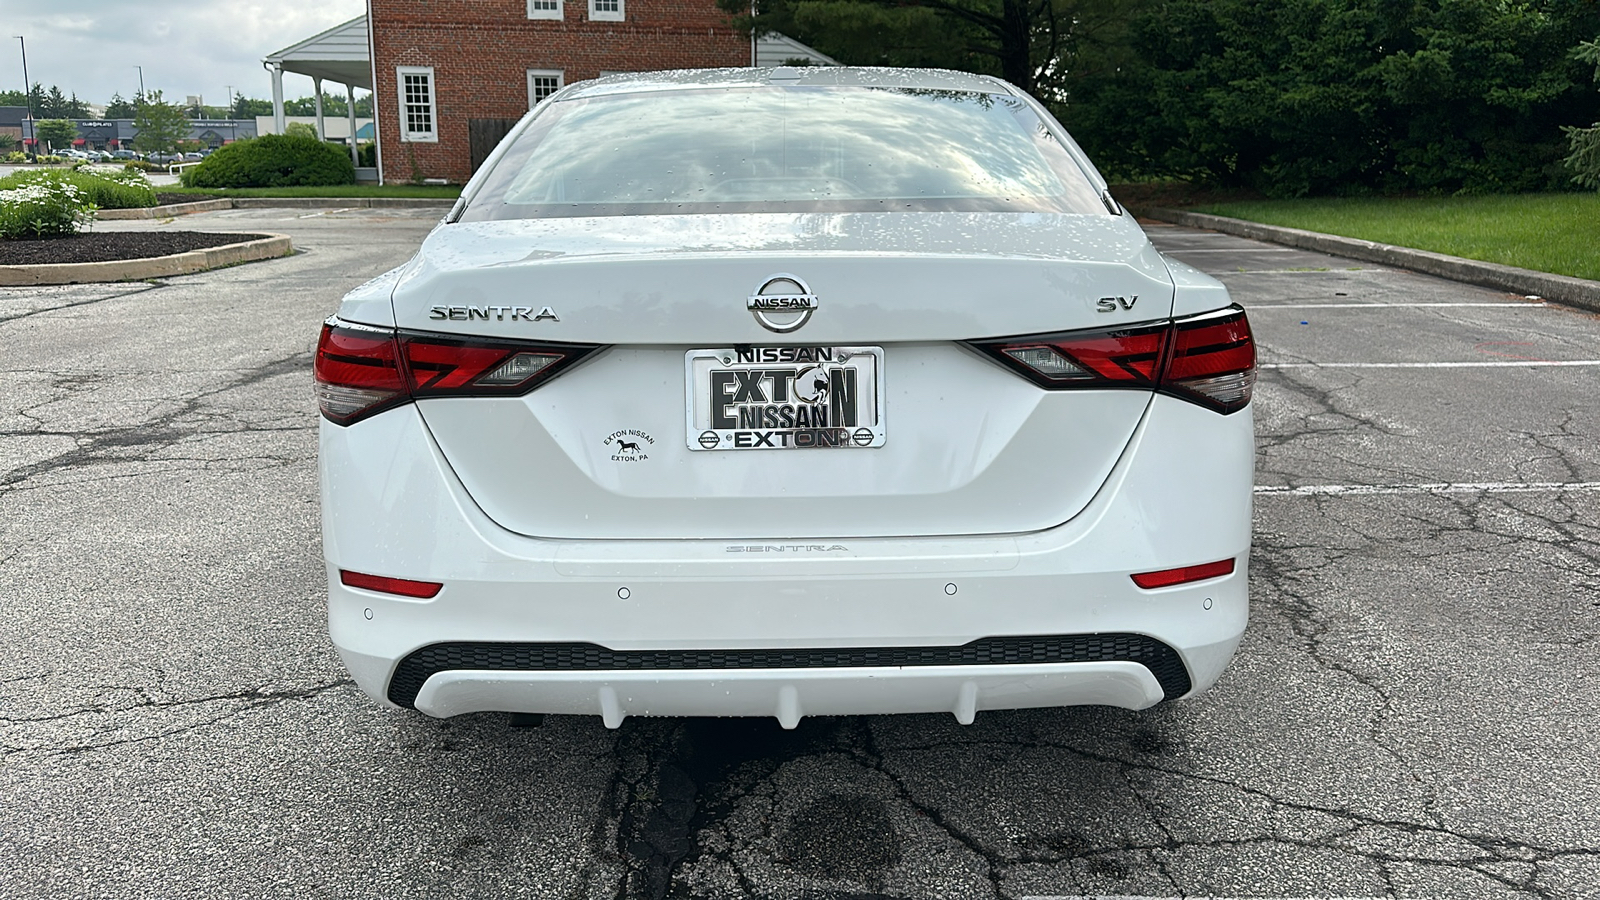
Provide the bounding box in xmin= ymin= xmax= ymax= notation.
xmin=746 ymin=274 xmax=818 ymax=333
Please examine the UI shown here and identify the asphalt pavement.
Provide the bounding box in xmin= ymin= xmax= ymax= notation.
xmin=1 ymin=209 xmax=1596 ymax=899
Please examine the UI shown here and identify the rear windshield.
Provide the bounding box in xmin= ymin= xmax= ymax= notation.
xmin=458 ymin=86 xmax=1108 ymax=219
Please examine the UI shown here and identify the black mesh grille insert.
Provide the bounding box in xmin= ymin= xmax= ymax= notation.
xmin=386 ymin=634 xmax=1191 ymax=709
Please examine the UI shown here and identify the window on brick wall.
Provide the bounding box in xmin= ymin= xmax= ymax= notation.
xmin=397 ymin=66 xmax=437 ymax=142
xmin=527 ymin=0 xmax=562 ymax=20
xmin=588 ymin=0 xmax=623 ymax=22
xmin=528 ymin=70 xmax=564 ymax=108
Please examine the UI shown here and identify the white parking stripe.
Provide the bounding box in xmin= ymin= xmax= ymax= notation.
xmin=1255 ymin=482 xmax=1600 ymax=496
xmin=1165 ymin=248 xmax=1296 ymax=253
xmin=1254 ymin=302 xmax=1547 ymax=309
xmin=1261 ymin=360 xmax=1600 ymax=369
xmin=1023 ymin=895 xmax=1395 ymax=900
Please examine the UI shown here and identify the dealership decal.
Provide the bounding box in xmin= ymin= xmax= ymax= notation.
xmin=604 ymin=429 xmax=654 ymax=462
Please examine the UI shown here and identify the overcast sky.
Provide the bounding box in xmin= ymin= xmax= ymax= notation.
xmin=4 ymin=0 xmax=367 ymax=108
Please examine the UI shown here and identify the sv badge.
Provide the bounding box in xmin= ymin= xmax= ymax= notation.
xmin=1096 ymin=296 xmax=1139 ymax=313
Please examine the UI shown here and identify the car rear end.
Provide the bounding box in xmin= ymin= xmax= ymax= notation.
xmin=317 ymin=68 xmax=1254 ymax=727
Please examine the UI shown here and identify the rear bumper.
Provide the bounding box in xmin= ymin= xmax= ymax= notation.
xmin=321 ymin=393 xmax=1254 ymax=725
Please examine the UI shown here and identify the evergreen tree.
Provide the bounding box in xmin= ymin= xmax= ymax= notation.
xmin=45 ymin=85 xmax=68 ymax=118
xmin=106 ymin=93 xmax=137 ymax=119
xmin=1565 ymin=37 xmax=1600 ymax=189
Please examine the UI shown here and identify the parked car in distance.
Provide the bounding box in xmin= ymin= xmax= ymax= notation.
xmin=111 ymin=150 xmax=140 ymax=160
xmin=316 ymin=66 xmax=1257 ymax=730
xmin=147 ymin=151 xmax=181 ymax=164
xmin=182 ymin=151 xmax=205 ymax=161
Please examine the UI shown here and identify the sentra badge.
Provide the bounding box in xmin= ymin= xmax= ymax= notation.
xmin=428 ymin=305 xmax=559 ymax=322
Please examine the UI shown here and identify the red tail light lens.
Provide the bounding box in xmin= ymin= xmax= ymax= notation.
xmin=315 ymin=321 xmax=407 ymax=425
xmin=1131 ymin=558 xmax=1235 ymax=589
xmin=968 ymin=305 xmax=1255 ymax=414
xmin=314 ymin=317 xmax=598 ymax=425
xmin=340 ymin=569 xmax=443 ymax=598
xmin=1164 ymin=308 xmax=1255 ymax=414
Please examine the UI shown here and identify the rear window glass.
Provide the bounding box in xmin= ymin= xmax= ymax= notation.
xmin=458 ymin=86 xmax=1107 ymax=219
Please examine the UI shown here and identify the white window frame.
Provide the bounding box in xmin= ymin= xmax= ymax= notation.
xmin=396 ymin=66 xmax=438 ymax=143
xmin=526 ymin=0 xmax=563 ymax=20
xmin=588 ymin=0 xmax=624 ymax=22
xmin=527 ymin=70 xmax=565 ymax=108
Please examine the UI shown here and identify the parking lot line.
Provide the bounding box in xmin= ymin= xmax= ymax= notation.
xmin=1255 ymin=481 xmax=1600 ymax=496
xmin=1253 ymin=301 xmax=1548 ymax=309
xmin=1261 ymin=360 xmax=1600 ymax=369
xmin=1023 ymin=895 xmax=1397 ymax=900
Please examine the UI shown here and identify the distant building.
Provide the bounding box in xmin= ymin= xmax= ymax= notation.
xmin=264 ymin=11 xmax=836 ymax=185
xmin=0 ymin=108 xmax=257 ymax=152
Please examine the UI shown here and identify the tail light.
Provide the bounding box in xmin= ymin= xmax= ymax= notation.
xmin=967 ymin=305 xmax=1255 ymax=414
xmin=314 ymin=317 xmax=598 ymax=425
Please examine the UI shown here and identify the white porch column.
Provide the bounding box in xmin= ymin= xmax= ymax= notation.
xmin=346 ymin=83 xmax=359 ymax=166
xmin=270 ymin=64 xmax=286 ymax=134
xmin=313 ymin=77 xmax=325 ymax=140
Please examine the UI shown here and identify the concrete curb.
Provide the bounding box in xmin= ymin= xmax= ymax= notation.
xmin=95 ymin=196 xmax=455 ymax=220
xmin=228 ymin=197 xmax=455 ymax=210
xmin=97 ymin=199 xmax=233 ymax=220
xmin=0 ymin=233 xmax=294 ymax=286
xmin=1139 ymin=206 xmax=1600 ymax=315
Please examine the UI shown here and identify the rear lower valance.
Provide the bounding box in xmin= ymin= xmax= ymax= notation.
xmin=387 ymin=633 xmax=1193 ymax=708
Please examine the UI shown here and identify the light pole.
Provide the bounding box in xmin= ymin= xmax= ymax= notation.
xmin=134 ymin=65 xmax=144 ymax=100
xmin=15 ymin=35 xmax=35 ymax=162
xmin=225 ymin=85 xmax=235 ymax=143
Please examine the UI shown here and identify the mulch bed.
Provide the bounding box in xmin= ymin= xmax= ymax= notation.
xmin=0 ymin=232 xmax=271 ymax=266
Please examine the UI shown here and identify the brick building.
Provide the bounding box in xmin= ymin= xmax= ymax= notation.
xmin=371 ymin=0 xmax=746 ymax=184
xmin=266 ymin=6 xmax=836 ymax=185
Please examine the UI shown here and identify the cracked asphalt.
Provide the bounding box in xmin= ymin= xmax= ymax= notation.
xmin=2 ymin=210 xmax=1597 ymax=899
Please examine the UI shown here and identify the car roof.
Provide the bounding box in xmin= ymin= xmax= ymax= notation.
xmin=561 ymin=66 xmax=1018 ymax=101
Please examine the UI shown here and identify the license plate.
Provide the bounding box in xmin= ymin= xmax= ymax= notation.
xmin=685 ymin=346 xmax=886 ymax=450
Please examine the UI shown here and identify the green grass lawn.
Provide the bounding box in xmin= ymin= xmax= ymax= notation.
xmin=1197 ymin=193 xmax=1600 ymax=281
xmin=162 ymin=184 xmax=461 ymax=200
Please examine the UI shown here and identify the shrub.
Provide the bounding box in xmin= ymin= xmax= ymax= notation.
xmin=181 ymin=134 xmax=356 ymax=188
xmin=0 ymin=178 xmax=95 ymax=239
xmin=358 ymin=141 xmax=376 ymax=168
xmin=284 ymin=122 xmax=318 ymax=140
xmin=0 ymin=168 xmax=157 ymax=209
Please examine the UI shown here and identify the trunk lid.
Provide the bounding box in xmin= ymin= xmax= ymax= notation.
xmin=390 ymin=211 xmax=1172 ymax=540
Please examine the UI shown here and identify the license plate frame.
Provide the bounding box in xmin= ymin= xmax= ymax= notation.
xmin=684 ymin=346 xmax=886 ymax=451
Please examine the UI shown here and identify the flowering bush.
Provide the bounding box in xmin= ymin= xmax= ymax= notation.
xmin=0 ymin=178 xmax=96 ymax=239
xmin=0 ymin=167 xmax=156 ymax=210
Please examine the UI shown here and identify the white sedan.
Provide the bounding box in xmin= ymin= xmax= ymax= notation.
xmin=315 ymin=67 xmax=1255 ymax=728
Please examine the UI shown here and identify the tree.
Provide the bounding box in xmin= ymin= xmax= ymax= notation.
xmin=1565 ymin=37 xmax=1600 ymax=189
xmin=231 ymin=95 xmax=274 ymax=118
xmin=1069 ymin=0 xmax=1600 ymax=195
xmin=722 ymin=0 xmax=1145 ymax=99
xmin=284 ymin=122 xmax=319 ymax=139
xmin=105 ymin=93 xmax=137 ymax=119
xmin=132 ymin=91 xmax=191 ymax=154
xmin=0 ymin=133 xmax=16 ymax=152
xmin=0 ymin=89 xmax=25 ymax=106
xmin=34 ymin=119 xmax=78 ymax=154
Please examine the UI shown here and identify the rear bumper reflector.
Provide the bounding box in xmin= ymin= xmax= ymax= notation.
xmin=1131 ymin=558 xmax=1236 ymax=589
xmin=339 ymin=570 xmax=444 ymax=599
xmin=386 ymin=633 xmax=1193 ymax=708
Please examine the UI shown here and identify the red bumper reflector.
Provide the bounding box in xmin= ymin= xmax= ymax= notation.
xmin=339 ymin=570 xmax=443 ymax=599
xmin=1131 ymin=558 xmax=1235 ymax=589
